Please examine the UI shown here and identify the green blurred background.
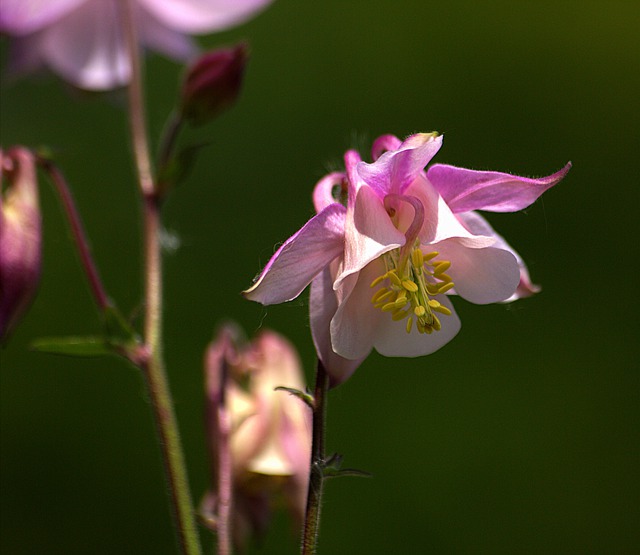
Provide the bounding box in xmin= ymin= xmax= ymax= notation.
xmin=1 ymin=1 xmax=638 ymax=553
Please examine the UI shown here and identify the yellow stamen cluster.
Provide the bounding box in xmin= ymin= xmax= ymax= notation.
xmin=370 ymin=244 xmax=454 ymax=334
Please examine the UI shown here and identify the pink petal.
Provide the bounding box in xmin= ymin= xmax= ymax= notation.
xmin=357 ymin=133 xmax=443 ymax=198
xmin=330 ymin=260 xmax=385 ymax=360
xmin=426 ymin=162 xmax=572 ymax=214
xmin=457 ymin=211 xmax=541 ymax=301
xmin=138 ymin=0 xmax=273 ymax=34
xmin=0 ymin=0 xmax=86 ymax=35
xmin=310 ymin=262 xmax=366 ymax=386
xmin=371 ymin=134 xmax=402 ymax=161
xmin=402 ymin=175 xmax=494 ymax=247
xmin=40 ymin=0 xmax=130 ymax=90
xmin=433 ymin=240 xmax=520 ymax=304
xmin=138 ymin=11 xmax=198 ymax=62
xmin=373 ymin=295 xmax=461 ymax=357
xmin=243 ymin=204 xmax=346 ymax=305
xmin=334 ymin=183 xmax=405 ymax=288
xmin=312 ymin=172 xmax=346 ymax=213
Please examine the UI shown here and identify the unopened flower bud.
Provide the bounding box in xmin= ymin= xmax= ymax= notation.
xmin=0 ymin=147 xmax=42 ymax=340
xmin=180 ymin=44 xmax=249 ymax=126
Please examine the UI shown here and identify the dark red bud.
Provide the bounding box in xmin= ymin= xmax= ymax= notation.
xmin=180 ymin=44 xmax=249 ymax=126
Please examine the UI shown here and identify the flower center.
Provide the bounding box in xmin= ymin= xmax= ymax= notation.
xmin=370 ymin=242 xmax=454 ymax=334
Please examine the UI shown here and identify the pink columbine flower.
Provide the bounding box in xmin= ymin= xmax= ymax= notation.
xmin=244 ymin=133 xmax=570 ymax=385
xmin=0 ymin=147 xmax=42 ymax=341
xmin=202 ymin=326 xmax=311 ymax=548
xmin=0 ymin=0 xmax=272 ymax=90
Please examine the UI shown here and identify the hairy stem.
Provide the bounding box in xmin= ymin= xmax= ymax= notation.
xmin=120 ymin=1 xmax=202 ymax=554
xmin=301 ymin=360 xmax=330 ymax=555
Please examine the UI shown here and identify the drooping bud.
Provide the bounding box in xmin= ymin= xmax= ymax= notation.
xmin=180 ymin=44 xmax=249 ymax=126
xmin=202 ymin=325 xmax=311 ymax=550
xmin=0 ymin=147 xmax=42 ymax=341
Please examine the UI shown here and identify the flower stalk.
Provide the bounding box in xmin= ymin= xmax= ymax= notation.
xmin=302 ymin=359 xmax=330 ymax=555
xmin=120 ymin=1 xmax=201 ymax=554
xmin=38 ymin=158 xmax=110 ymax=312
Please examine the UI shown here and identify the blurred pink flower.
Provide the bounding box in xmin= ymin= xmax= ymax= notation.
xmin=203 ymin=326 xmax=310 ymax=549
xmin=0 ymin=0 xmax=272 ymax=90
xmin=244 ymin=133 xmax=570 ymax=385
xmin=0 ymin=147 xmax=42 ymax=341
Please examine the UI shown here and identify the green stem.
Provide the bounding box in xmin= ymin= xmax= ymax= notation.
xmin=301 ymin=360 xmax=330 ymax=555
xmin=120 ymin=1 xmax=202 ymax=554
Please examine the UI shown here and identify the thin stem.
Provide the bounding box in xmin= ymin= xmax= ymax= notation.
xmin=301 ymin=360 xmax=330 ymax=555
xmin=119 ymin=1 xmax=202 ymax=554
xmin=39 ymin=159 xmax=110 ymax=311
xmin=216 ymin=359 xmax=232 ymax=555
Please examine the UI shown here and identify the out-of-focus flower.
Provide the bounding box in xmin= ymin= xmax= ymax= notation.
xmin=202 ymin=326 xmax=310 ymax=549
xmin=244 ymin=132 xmax=570 ymax=385
xmin=0 ymin=0 xmax=272 ymax=90
xmin=0 ymin=147 xmax=42 ymax=341
xmin=179 ymin=43 xmax=249 ymax=126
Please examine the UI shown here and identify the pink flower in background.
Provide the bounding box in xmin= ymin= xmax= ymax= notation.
xmin=0 ymin=0 xmax=273 ymax=90
xmin=202 ymin=326 xmax=310 ymax=549
xmin=244 ymin=133 xmax=570 ymax=385
xmin=0 ymin=147 xmax=42 ymax=341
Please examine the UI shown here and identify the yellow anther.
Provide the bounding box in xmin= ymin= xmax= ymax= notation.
xmin=437 ymin=282 xmax=455 ymax=294
xmin=394 ymin=297 xmax=408 ymax=309
xmin=414 ymin=306 xmax=426 ymax=317
xmin=373 ymin=290 xmax=394 ymax=305
xmin=370 ymin=275 xmax=385 ymax=288
xmin=392 ymin=309 xmax=410 ymax=321
xmin=432 ymin=316 xmax=442 ymax=331
xmin=387 ymin=271 xmax=402 ymax=287
xmin=411 ymin=249 xmax=424 ymax=268
xmin=423 ymin=251 xmax=439 ymax=261
xmin=381 ymin=302 xmax=397 ymax=312
xmin=406 ymin=318 xmax=413 ymax=333
xmin=427 ymin=299 xmax=441 ymax=308
xmin=437 ymin=273 xmax=452 ymax=283
xmin=433 ymin=261 xmax=451 ymax=275
xmin=371 ymin=288 xmax=390 ymax=303
xmin=402 ymin=279 xmax=418 ymax=292
xmin=433 ymin=305 xmax=452 ymax=316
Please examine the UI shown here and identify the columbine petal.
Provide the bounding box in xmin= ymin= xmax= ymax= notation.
xmin=457 ymin=211 xmax=540 ymax=300
xmin=357 ymin=133 xmax=443 ymax=197
xmin=330 ymin=260 xmax=388 ymax=360
xmin=138 ymin=0 xmax=273 ymax=35
xmin=243 ymin=203 xmax=346 ymax=305
xmin=310 ymin=261 xmax=366 ymax=385
xmin=335 ymin=183 xmax=405 ymax=288
xmin=373 ymin=295 xmax=461 ymax=357
xmin=433 ymin=240 xmax=520 ymax=304
xmin=40 ymin=0 xmax=129 ymax=90
xmin=0 ymin=0 xmax=86 ymax=34
xmin=312 ymin=172 xmax=346 ymax=213
xmin=426 ymin=162 xmax=572 ymax=213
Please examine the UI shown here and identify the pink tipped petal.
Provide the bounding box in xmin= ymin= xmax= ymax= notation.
xmin=330 ymin=261 xmax=385 ymax=360
xmin=312 ymin=172 xmax=346 ymax=213
xmin=457 ymin=211 xmax=540 ymax=301
xmin=427 ymin=162 xmax=572 ymax=214
xmin=40 ymin=0 xmax=129 ymax=90
xmin=335 ymin=184 xmax=405 ymax=288
xmin=357 ymin=133 xmax=443 ymax=197
xmin=371 ymin=134 xmax=402 ymax=161
xmin=310 ymin=263 xmax=366 ymax=386
xmin=373 ymin=295 xmax=461 ymax=357
xmin=139 ymin=0 xmax=273 ymax=34
xmin=244 ymin=204 xmax=346 ymax=305
xmin=0 ymin=0 xmax=86 ymax=34
xmin=434 ymin=240 xmax=520 ymax=304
